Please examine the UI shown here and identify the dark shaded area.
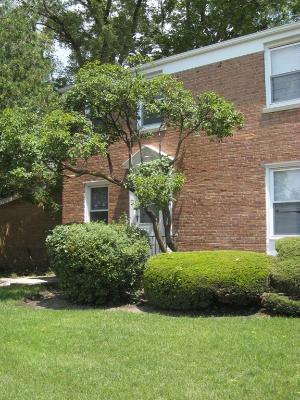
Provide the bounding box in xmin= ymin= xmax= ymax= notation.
xmin=22 ymin=287 xmax=266 ymax=318
xmin=0 ymin=198 xmax=61 ymax=276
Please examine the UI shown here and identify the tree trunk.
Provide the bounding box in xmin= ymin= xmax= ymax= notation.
xmin=162 ymin=206 xmax=177 ymax=251
xmin=144 ymin=207 xmax=167 ymax=253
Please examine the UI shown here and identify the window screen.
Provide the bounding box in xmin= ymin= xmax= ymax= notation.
xmin=90 ymin=187 xmax=108 ymax=223
xmin=270 ymin=43 xmax=300 ymax=103
xmin=273 ymin=169 xmax=300 ymax=235
xmin=142 ymin=96 xmax=163 ymax=127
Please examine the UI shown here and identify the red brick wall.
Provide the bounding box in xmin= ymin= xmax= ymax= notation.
xmin=63 ymin=52 xmax=300 ymax=252
xmin=0 ymin=199 xmax=60 ymax=275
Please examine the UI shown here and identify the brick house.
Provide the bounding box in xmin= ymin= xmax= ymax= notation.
xmin=63 ymin=22 xmax=300 ymax=255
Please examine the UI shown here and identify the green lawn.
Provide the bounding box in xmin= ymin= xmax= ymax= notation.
xmin=0 ymin=285 xmax=299 ymax=400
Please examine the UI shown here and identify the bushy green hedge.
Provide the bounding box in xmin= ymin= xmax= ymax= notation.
xmin=271 ymin=258 xmax=300 ymax=298
xmin=144 ymin=251 xmax=272 ymax=310
xmin=46 ymin=222 xmax=150 ymax=305
xmin=262 ymin=292 xmax=300 ymax=317
xmin=275 ymin=237 xmax=300 ymax=259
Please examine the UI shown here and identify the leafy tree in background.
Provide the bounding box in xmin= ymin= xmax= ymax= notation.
xmin=20 ymin=0 xmax=300 ymax=79
xmin=0 ymin=0 xmax=56 ymax=110
xmin=22 ymin=0 xmax=149 ymax=78
xmin=0 ymin=0 xmax=59 ymax=201
xmin=145 ymin=0 xmax=300 ymax=58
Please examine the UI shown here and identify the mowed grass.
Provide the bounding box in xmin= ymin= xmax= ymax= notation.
xmin=0 ymin=286 xmax=299 ymax=400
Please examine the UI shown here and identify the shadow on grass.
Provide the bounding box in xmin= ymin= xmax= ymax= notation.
xmin=134 ymin=302 xmax=264 ymax=318
xmin=0 ymin=285 xmax=42 ymax=301
xmin=21 ymin=288 xmax=264 ymax=318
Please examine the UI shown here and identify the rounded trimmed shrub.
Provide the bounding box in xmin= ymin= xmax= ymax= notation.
xmin=46 ymin=222 xmax=150 ymax=305
xmin=271 ymin=258 xmax=300 ymax=297
xmin=262 ymin=292 xmax=300 ymax=317
xmin=275 ymin=237 xmax=300 ymax=259
xmin=144 ymin=251 xmax=272 ymax=310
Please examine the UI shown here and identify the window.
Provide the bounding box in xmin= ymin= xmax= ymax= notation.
xmin=140 ymin=95 xmax=164 ymax=130
xmin=85 ymin=183 xmax=108 ymax=223
xmin=266 ymin=163 xmax=300 ymax=254
xmin=266 ymin=42 xmax=300 ymax=107
xmin=273 ymin=169 xmax=300 ymax=235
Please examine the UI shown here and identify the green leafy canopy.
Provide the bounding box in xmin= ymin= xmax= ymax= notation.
xmin=126 ymin=157 xmax=186 ymax=210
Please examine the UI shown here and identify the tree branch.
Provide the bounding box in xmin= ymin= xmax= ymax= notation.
xmin=118 ymin=0 xmax=144 ymax=64
xmin=61 ymin=162 xmax=123 ymax=187
xmin=40 ymin=0 xmax=85 ymax=66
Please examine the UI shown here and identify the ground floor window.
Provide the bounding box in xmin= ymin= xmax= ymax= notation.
xmin=85 ymin=182 xmax=108 ymax=223
xmin=266 ymin=162 xmax=300 ymax=254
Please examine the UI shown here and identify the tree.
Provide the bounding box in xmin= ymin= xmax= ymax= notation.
xmin=22 ymin=0 xmax=149 ymax=77
xmin=126 ymin=157 xmax=186 ymax=251
xmin=0 ymin=1 xmax=59 ymax=201
xmin=0 ymin=1 xmax=56 ymax=111
xmin=0 ymin=62 xmax=244 ymax=251
xmin=21 ymin=0 xmax=299 ymax=77
xmin=144 ymin=0 xmax=300 ymax=58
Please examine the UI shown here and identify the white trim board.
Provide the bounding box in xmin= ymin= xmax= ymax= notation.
xmin=138 ymin=22 xmax=300 ymax=75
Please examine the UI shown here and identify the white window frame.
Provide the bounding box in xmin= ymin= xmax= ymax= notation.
xmin=84 ymin=180 xmax=109 ymax=223
xmin=265 ymin=41 xmax=300 ymax=110
xmin=265 ymin=161 xmax=300 ymax=254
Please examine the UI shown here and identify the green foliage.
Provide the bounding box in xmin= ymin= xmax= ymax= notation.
xmin=144 ymin=251 xmax=272 ymax=310
xmin=146 ymin=0 xmax=300 ymax=59
xmin=270 ymin=258 xmax=300 ymax=297
xmin=127 ymin=157 xmax=186 ymax=209
xmin=262 ymin=292 xmax=300 ymax=317
xmin=270 ymin=238 xmax=300 ymax=299
xmin=0 ymin=106 xmax=105 ymax=204
xmin=275 ymin=237 xmax=300 ymax=259
xmin=24 ymin=0 xmax=149 ymax=72
xmin=64 ymin=62 xmax=244 ymax=142
xmin=197 ymin=92 xmax=244 ymax=138
xmin=0 ymin=108 xmax=58 ymax=205
xmin=0 ymin=1 xmax=59 ymax=201
xmin=40 ymin=110 xmax=106 ymax=164
xmin=0 ymin=1 xmax=56 ymax=112
xmin=23 ymin=0 xmax=299 ymax=76
xmin=46 ymin=222 xmax=150 ymax=305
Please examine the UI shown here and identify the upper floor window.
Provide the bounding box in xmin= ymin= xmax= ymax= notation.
xmin=139 ymin=70 xmax=164 ymax=130
xmin=265 ymin=42 xmax=300 ymax=108
xmin=139 ymin=95 xmax=164 ymax=130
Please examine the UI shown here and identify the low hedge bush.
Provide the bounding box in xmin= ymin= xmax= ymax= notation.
xmin=144 ymin=251 xmax=272 ymax=310
xmin=271 ymin=258 xmax=300 ymax=297
xmin=262 ymin=292 xmax=300 ymax=317
xmin=275 ymin=237 xmax=300 ymax=259
xmin=46 ymin=222 xmax=150 ymax=305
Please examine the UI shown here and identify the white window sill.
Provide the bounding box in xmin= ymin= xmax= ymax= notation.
xmin=269 ymin=234 xmax=300 ymax=241
xmin=263 ymin=101 xmax=300 ymax=113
